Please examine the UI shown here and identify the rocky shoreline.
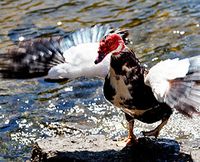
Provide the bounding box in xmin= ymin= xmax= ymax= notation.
xmin=31 ymin=135 xmax=199 ymax=162
xmin=30 ymin=107 xmax=200 ymax=162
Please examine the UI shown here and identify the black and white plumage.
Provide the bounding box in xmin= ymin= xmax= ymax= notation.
xmin=145 ymin=56 xmax=200 ymax=117
xmin=95 ymin=33 xmax=200 ymax=143
xmin=0 ymin=25 xmax=129 ymax=80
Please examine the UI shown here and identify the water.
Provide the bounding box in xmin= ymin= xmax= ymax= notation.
xmin=0 ymin=0 xmax=200 ymax=161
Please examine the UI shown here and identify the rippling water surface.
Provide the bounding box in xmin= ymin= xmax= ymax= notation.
xmin=0 ymin=0 xmax=200 ymax=161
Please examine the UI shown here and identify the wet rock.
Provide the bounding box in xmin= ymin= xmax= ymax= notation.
xmin=31 ymin=135 xmax=193 ymax=162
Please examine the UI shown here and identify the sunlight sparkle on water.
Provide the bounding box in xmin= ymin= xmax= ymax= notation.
xmin=173 ymin=30 xmax=185 ymax=35
xmin=18 ymin=36 xmax=25 ymax=41
xmin=57 ymin=21 xmax=62 ymax=26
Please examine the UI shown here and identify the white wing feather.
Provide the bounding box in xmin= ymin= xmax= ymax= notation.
xmin=144 ymin=58 xmax=190 ymax=102
xmin=47 ymin=43 xmax=110 ymax=79
xmin=145 ymin=56 xmax=200 ymax=117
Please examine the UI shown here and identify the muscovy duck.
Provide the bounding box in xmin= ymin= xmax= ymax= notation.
xmin=0 ymin=25 xmax=129 ymax=80
xmin=95 ymin=33 xmax=200 ymax=143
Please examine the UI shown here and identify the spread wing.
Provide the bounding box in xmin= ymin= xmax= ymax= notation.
xmin=144 ymin=55 xmax=200 ymax=117
xmin=0 ymin=24 xmax=129 ymax=79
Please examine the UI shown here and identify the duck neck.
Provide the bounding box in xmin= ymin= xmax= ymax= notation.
xmin=110 ymin=48 xmax=144 ymax=78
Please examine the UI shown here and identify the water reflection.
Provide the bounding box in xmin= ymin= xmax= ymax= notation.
xmin=0 ymin=0 xmax=200 ymax=161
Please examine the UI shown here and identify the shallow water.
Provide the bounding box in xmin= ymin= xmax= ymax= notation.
xmin=0 ymin=0 xmax=200 ymax=161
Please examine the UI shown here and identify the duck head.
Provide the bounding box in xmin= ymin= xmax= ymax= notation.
xmin=94 ymin=33 xmax=125 ymax=64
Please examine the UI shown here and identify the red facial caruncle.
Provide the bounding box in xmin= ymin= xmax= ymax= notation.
xmin=94 ymin=34 xmax=125 ymax=64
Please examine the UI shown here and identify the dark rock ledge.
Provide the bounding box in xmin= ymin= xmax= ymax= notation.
xmin=31 ymin=135 xmax=199 ymax=162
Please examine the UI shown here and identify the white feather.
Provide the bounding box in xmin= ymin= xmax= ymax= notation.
xmin=144 ymin=58 xmax=190 ymax=102
xmin=47 ymin=43 xmax=110 ymax=79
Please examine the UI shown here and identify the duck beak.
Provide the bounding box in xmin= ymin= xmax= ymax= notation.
xmin=94 ymin=52 xmax=106 ymax=64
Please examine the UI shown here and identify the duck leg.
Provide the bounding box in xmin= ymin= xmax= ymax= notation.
xmin=142 ymin=117 xmax=169 ymax=138
xmin=125 ymin=114 xmax=137 ymax=145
